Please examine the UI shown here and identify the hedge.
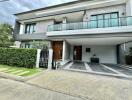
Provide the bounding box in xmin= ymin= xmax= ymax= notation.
xmin=0 ymin=48 xmax=37 ymax=68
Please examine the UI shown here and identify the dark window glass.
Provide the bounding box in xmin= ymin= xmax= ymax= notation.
xmin=97 ymin=15 xmax=103 ymax=20
xmin=86 ymin=48 xmax=91 ymax=52
xmin=25 ymin=44 xmax=30 ymax=48
xmin=111 ymin=13 xmax=118 ymax=18
xmin=110 ymin=13 xmax=119 ymax=27
xmin=104 ymin=14 xmax=110 ymax=19
xmin=25 ymin=23 xmax=36 ymax=34
xmin=91 ymin=12 xmax=119 ymax=28
xmin=91 ymin=16 xmax=97 ymax=28
xmin=91 ymin=16 xmax=97 ymax=20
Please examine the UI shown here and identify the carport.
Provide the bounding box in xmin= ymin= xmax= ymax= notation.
xmin=60 ymin=36 xmax=132 ymax=78
xmin=62 ymin=36 xmax=132 ymax=64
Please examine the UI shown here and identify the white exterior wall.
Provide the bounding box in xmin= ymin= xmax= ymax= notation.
xmin=36 ymin=20 xmax=54 ymax=33
xmin=19 ymin=20 xmax=54 ymax=35
xmin=126 ymin=0 xmax=132 ymax=16
xmin=14 ymin=41 xmax=21 ymax=48
xmin=70 ymin=45 xmax=117 ymax=64
xmin=83 ymin=4 xmax=126 ymax=21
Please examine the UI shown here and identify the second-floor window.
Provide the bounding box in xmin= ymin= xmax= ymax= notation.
xmin=91 ymin=12 xmax=119 ymax=28
xmin=25 ymin=23 xmax=36 ymax=34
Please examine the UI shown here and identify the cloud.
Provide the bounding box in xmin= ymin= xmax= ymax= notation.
xmin=0 ymin=0 xmax=75 ymax=25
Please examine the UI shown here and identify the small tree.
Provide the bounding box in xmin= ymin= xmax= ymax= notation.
xmin=0 ymin=23 xmax=14 ymax=47
xmin=31 ymin=40 xmax=49 ymax=49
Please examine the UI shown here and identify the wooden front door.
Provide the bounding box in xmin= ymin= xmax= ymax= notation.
xmin=73 ymin=46 xmax=82 ymax=61
xmin=53 ymin=41 xmax=63 ymax=61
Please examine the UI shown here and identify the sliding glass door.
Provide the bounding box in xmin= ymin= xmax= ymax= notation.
xmin=91 ymin=12 xmax=119 ymax=28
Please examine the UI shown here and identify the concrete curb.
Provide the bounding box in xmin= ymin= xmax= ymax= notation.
xmin=0 ymin=72 xmax=25 ymax=82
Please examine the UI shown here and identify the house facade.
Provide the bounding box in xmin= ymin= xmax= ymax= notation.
xmin=14 ymin=0 xmax=132 ymax=68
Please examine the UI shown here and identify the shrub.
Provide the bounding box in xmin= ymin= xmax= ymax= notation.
xmin=0 ymin=48 xmax=37 ymax=68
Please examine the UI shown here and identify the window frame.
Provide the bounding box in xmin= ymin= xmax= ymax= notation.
xmin=25 ymin=43 xmax=31 ymax=48
xmin=25 ymin=23 xmax=36 ymax=34
xmin=91 ymin=12 xmax=119 ymax=21
xmin=91 ymin=12 xmax=119 ymax=28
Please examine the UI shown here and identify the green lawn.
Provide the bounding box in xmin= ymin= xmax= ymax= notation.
xmin=0 ymin=65 xmax=43 ymax=77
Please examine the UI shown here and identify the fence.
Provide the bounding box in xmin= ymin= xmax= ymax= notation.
xmin=39 ymin=49 xmax=49 ymax=68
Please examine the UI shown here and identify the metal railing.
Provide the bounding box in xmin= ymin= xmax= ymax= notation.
xmin=47 ymin=16 xmax=132 ymax=32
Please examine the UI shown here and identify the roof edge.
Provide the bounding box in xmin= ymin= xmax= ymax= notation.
xmin=14 ymin=0 xmax=93 ymax=15
xmin=14 ymin=0 xmax=79 ymax=15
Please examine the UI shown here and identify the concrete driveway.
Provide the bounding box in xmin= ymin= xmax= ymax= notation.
xmin=63 ymin=62 xmax=132 ymax=78
xmin=0 ymin=77 xmax=83 ymax=100
xmin=27 ymin=70 xmax=132 ymax=100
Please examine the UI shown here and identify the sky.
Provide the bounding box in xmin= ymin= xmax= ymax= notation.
xmin=0 ymin=0 xmax=75 ymax=25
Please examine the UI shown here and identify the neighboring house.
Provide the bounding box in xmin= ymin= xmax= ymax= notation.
xmin=14 ymin=0 xmax=132 ymax=67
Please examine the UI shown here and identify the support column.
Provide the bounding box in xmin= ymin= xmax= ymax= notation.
xmin=14 ymin=41 xmax=21 ymax=48
xmin=116 ymin=45 xmax=120 ymax=64
xmin=36 ymin=49 xmax=41 ymax=68
xmin=48 ymin=41 xmax=53 ymax=70
xmin=118 ymin=44 xmax=126 ymax=64
xmin=62 ymin=41 xmax=66 ymax=62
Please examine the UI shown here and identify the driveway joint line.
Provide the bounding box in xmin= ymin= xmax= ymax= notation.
xmin=84 ymin=62 xmax=92 ymax=72
xmin=101 ymin=64 xmax=127 ymax=76
xmin=63 ymin=62 xmax=73 ymax=70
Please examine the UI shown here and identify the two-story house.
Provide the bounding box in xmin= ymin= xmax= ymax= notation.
xmin=14 ymin=0 xmax=132 ymax=68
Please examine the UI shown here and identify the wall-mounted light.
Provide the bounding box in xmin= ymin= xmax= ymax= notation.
xmin=122 ymin=12 xmax=125 ymax=15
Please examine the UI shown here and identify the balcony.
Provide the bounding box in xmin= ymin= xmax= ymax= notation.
xmin=48 ymin=17 xmax=132 ymax=31
xmin=47 ymin=16 xmax=132 ymax=36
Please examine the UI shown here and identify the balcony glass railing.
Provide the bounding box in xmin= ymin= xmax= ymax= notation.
xmin=47 ymin=16 xmax=132 ymax=32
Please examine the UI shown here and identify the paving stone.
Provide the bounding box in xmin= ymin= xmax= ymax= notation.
xmin=70 ymin=62 xmax=86 ymax=70
xmin=88 ymin=63 xmax=116 ymax=74
xmin=105 ymin=64 xmax=132 ymax=75
xmin=0 ymin=78 xmax=83 ymax=100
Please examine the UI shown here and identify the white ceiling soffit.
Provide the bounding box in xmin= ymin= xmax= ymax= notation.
xmin=67 ymin=37 xmax=132 ymax=45
xmin=20 ymin=11 xmax=84 ymax=23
